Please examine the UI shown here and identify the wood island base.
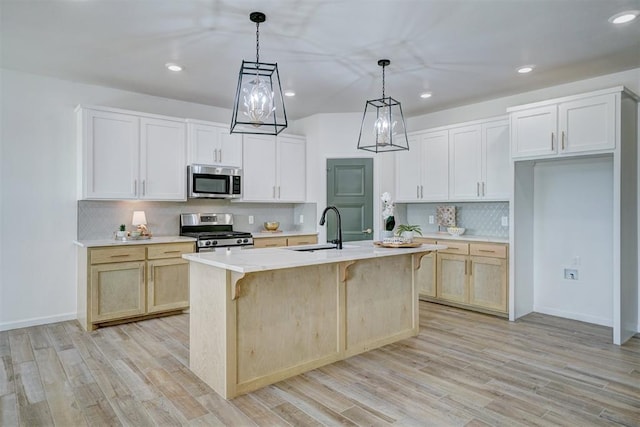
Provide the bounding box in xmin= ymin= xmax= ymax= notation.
xmin=188 ymin=252 xmax=430 ymax=399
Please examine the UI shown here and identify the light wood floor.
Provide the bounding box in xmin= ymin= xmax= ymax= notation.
xmin=1 ymin=302 xmax=639 ymax=426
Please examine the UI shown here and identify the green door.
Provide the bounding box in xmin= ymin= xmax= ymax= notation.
xmin=326 ymin=158 xmax=374 ymax=242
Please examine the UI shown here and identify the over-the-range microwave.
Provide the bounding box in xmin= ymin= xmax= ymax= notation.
xmin=187 ymin=164 xmax=242 ymax=199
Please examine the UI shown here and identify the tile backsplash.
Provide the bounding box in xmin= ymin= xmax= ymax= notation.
xmin=77 ymin=200 xmax=317 ymax=240
xmin=398 ymin=202 xmax=509 ymax=238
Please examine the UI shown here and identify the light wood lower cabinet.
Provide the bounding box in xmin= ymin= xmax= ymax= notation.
xmin=78 ymin=241 xmax=195 ymax=330
xmin=252 ymin=234 xmax=318 ymax=248
xmin=416 ymin=238 xmax=508 ymax=316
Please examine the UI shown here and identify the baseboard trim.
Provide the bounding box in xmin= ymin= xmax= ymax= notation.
xmin=0 ymin=312 xmax=77 ymax=332
xmin=533 ymin=305 xmax=612 ymax=327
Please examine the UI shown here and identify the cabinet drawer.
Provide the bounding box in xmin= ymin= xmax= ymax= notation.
xmin=90 ymin=246 xmax=146 ymax=264
xmin=437 ymin=241 xmax=469 ymax=255
xmin=470 ymin=243 xmax=506 ymax=258
xmin=147 ymin=243 xmax=195 ymax=259
xmin=287 ymin=235 xmax=318 ymax=246
xmin=253 ymin=237 xmax=288 ymax=248
xmin=415 ymin=238 xmax=437 ymax=245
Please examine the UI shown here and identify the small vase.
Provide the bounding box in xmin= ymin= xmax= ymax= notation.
xmin=380 ymin=230 xmax=394 ymax=241
xmin=401 ymin=231 xmax=414 ymax=243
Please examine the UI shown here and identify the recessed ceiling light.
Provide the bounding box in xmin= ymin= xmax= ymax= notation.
xmin=284 ymin=90 xmax=296 ymax=97
xmin=609 ymin=10 xmax=639 ymax=24
xmin=420 ymin=91 xmax=433 ymax=99
xmin=517 ymin=66 xmax=534 ymax=74
xmin=165 ymin=63 xmax=183 ymax=72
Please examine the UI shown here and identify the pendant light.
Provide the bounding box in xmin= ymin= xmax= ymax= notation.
xmin=357 ymin=59 xmax=409 ymax=152
xmin=230 ymin=12 xmax=287 ymax=136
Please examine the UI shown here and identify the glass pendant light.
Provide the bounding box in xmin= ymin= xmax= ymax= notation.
xmin=230 ymin=12 xmax=287 ymax=135
xmin=357 ymin=59 xmax=409 ymax=153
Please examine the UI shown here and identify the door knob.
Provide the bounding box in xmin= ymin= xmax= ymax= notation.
xmin=362 ymin=228 xmax=372 ymax=234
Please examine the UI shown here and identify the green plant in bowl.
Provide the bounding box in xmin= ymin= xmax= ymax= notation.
xmin=395 ymin=224 xmax=422 ymax=235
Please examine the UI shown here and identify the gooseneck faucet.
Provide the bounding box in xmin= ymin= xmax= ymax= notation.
xmin=319 ymin=206 xmax=343 ymax=249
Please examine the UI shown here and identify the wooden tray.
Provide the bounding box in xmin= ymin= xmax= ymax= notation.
xmin=373 ymin=241 xmax=423 ymax=248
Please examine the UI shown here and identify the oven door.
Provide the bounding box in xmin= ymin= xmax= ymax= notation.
xmin=188 ymin=165 xmax=242 ymax=199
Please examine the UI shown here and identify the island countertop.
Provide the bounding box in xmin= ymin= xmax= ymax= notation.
xmin=182 ymin=240 xmax=446 ymax=273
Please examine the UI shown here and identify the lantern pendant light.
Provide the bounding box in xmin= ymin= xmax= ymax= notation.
xmin=357 ymin=59 xmax=409 ymax=152
xmin=230 ymin=12 xmax=287 ymax=135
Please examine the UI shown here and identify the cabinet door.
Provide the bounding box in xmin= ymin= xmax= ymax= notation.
xmin=395 ymin=134 xmax=423 ymax=202
xmin=83 ymin=109 xmax=139 ymax=199
xmin=242 ymin=135 xmax=277 ymax=201
xmin=90 ymin=261 xmax=146 ymax=323
xmin=469 ymin=256 xmax=507 ymax=313
xmin=147 ymin=258 xmax=189 ymax=313
xmin=559 ymin=93 xmax=616 ymax=154
xmin=188 ymin=122 xmax=218 ymax=165
xmin=436 ymin=253 xmax=468 ymax=304
xmin=219 ymin=130 xmax=243 ymax=167
xmin=449 ymin=125 xmax=482 ymax=200
xmin=482 ymin=119 xmax=510 ymax=199
xmin=421 ymin=130 xmax=449 ymax=200
xmin=140 ymin=117 xmax=187 ymax=200
xmin=510 ymin=105 xmax=557 ymax=158
xmin=415 ymin=252 xmax=436 ymax=297
xmin=277 ymin=135 xmax=306 ymax=202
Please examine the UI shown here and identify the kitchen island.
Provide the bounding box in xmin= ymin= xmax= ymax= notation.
xmin=183 ymin=240 xmax=445 ymax=398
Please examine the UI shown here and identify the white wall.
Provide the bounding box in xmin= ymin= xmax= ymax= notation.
xmin=0 ymin=69 xmax=232 ymax=330
xmin=532 ymin=156 xmax=614 ymax=326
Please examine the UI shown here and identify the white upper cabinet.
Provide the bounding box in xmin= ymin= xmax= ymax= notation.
xmin=187 ymin=120 xmax=242 ymax=167
xmin=78 ymin=106 xmax=187 ymax=201
xmin=242 ymin=134 xmax=306 ymax=202
xmin=481 ymin=119 xmax=510 ymax=200
xmin=396 ymin=130 xmax=449 ymax=202
xmin=509 ymin=89 xmax=617 ymax=160
xmin=449 ymin=125 xmax=482 ymax=200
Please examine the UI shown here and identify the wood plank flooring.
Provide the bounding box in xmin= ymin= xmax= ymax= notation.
xmin=1 ymin=302 xmax=639 ymax=426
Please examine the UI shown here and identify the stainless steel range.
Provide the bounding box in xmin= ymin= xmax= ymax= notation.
xmin=180 ymin=213 xmax=253 ymax=252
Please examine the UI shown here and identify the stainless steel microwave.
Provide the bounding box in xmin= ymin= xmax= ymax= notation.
xmin=187 ymin=164 xmax=242 ymax=199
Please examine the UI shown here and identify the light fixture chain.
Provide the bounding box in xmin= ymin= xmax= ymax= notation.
xmin=255 ymin=21 xmax=260 ymax=64
xmin=381 ymin=63 xmax=386 ymax=99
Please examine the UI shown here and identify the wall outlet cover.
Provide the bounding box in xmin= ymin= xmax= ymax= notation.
xmin=299 ymin=214 xmax=304 ymax=224
xmin=428 ymin=215 xmax=435 ymax=224
xmin=248 ymin=215 xmax=254 ymax=224
xmin=564 ymin=268 xmax=579 ymax=280
xmin=501 ymin=216 xmax=509 ymax=227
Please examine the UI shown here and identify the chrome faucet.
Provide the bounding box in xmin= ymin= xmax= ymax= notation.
xmin=319 ymin=206 xmax=343 ymax=249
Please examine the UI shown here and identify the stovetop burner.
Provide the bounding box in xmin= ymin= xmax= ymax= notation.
xmin=180 ymin=213 xmax=253 ymax=251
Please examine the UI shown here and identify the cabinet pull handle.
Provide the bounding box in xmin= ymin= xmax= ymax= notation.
xmin=482 ymin=182 xmax=485 ymax=197
xmin=478 ymin=249 xmax=495 ymax=253
xmin=142 ymin=180 xmax=146 ymax=196
xmin=464 ymin=259 xmax=467 ymax=275
xmin=551 ymin=132 xmax=554 ymax=150
xmin=163 ymin=250 xmax=181 ymax=254
xmin=219 ymin=149 xmax=222 ymax=163
xmin=468 ymin=260 xmax=472 ymax=276
xmin=417 ymin=185 xmax=420 ymax=198
xmin=110 ymin=254 xmax=130 ymax=258
xmin=561 ymin=131 xmax=565 ymax=150
xmin=420 ymin=185 xmax=424 ymax=199
xmin=477 ymin=182 xmax=480 ymax=197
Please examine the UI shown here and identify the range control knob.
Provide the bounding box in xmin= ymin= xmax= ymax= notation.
xmin=236 ymin=239 xmax=243 ymax=244
xmin=212 ymin=240 xmax=218 ymax=246
xmin=205 ymin=241 xmax=212 ymax=246
xmin=243 ymin=238 xmax=249 ymax=243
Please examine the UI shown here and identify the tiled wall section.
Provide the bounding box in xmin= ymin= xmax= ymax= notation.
xmin=403 ymin=202 xmax=509 ymax=238
xmin=78 ymin=200 xmax=317 ymax=240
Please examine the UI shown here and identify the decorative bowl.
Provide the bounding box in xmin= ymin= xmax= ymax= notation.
xmin=447 ymin=227 xmax=466 ymax=237
xmin=264 ymin=221 xmax=280 ymax=231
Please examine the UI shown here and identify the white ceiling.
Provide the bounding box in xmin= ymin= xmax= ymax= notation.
xmin=2 ymin=0 xmax=640 ymax=120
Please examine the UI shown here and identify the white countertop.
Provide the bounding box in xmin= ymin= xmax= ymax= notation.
xmin=417 ymin=232 xmax=508 ymax=244
xmin=74 ymin=235 xmax=196 ymax=248
xmin=252 ymin=231 xmax=318 ymax=238
xmin=182 ymin=240 xmax=447 ymax=273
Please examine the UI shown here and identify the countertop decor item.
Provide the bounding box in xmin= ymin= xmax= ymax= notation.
xmin=447 ymin=227 xmax=466 ymax=236
xmin=263 ymin=221 xmax=280 ymax=231
xmin=437 ymin=205 xmax=456 ymax=231
xmin=230 ymin=11 xmax=287 ymax=136
xmin=381 ymin=192 xmax=395 ymax=232
xmin=357 ymin=59 xmax=409 ymax=153
xmin=132 ymin=210 xmax=150 ymax=237
xmin=396 ymin=224 xmax=422 ymax=243
xmin=373 ymin=241 xmax=423 ymax=248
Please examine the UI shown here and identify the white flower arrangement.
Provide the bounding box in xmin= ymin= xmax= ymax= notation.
xmin=380 ymin=192 xmax=396 ymax=231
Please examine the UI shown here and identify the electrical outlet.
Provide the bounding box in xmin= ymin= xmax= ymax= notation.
xmin=299 ymin=214 xmax=304 ymax=224
xmin=501 ymin=216 xmax=509 ymax=227
xmin=428 ymin=215 xmax=434 ymax=224
xmin=248 ymin=215 xmax=254 ymax=225
xmin=564 ymin=268 xmax=579 ymax=280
